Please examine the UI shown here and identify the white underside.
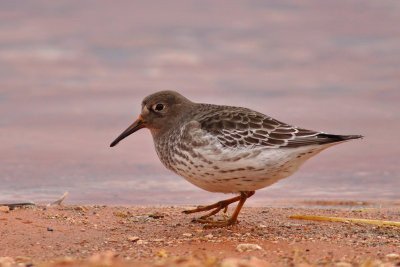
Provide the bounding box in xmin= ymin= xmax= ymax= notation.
xmin=167 ymin=131 xmax=336 ymax=194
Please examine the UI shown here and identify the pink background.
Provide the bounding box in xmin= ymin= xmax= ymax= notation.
xmin=1 ymin=1 xmax=399 ymax=205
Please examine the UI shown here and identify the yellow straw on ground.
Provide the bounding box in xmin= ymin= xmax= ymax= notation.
xmin=290 ymin=215 xmax=400 ymax=227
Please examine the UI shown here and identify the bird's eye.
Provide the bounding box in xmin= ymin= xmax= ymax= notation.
xmin=154 ymin=103 xmax=164 ymax=111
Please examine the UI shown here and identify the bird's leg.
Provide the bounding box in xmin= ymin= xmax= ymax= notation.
xmin=225 ymin=191 xmax=255 ymax=224
xmin=183 ymin=191 xmax=255 ymax=227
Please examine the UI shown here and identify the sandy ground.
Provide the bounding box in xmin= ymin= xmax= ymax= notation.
xmin=0 ymin=203 xmax=399 ymax=267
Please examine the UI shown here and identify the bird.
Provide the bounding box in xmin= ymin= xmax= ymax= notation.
xmin=110 ymin=90 xmax=362 ymax=227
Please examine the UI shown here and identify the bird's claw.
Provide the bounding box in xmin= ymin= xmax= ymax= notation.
xmin=182 ymin=206 xmax=204 ymax=214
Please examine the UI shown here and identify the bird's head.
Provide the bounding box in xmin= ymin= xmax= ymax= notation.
xmin=110 ymin=90 xmax=192 ymax=147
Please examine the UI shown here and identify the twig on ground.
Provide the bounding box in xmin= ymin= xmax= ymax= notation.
xmin=0 ymin=203 xmax=35 ymax=210
xmin=0 ymin=191 xmax=69 ymax=210
xmin=290 ymin=215 xmax=400 ymax=227
xmin=49 ymin=192 xmax=69 ymax=206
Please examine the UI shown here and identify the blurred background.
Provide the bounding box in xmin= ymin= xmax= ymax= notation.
xmin=1 ymin=1 xmax=399 ymax=205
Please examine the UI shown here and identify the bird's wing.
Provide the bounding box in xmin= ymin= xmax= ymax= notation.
xmin=196 ymin=105 xmax=356 ymax=149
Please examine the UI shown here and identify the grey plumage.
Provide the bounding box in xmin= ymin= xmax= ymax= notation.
xmin=110 ymin=90 xmax=362 ymax=226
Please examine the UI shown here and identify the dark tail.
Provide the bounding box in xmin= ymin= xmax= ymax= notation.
xmin=317 ymin=133 xmax=363 ymax=144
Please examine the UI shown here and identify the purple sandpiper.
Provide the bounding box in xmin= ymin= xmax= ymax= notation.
xmin=110 ymin=91 xmax=362 ymax=227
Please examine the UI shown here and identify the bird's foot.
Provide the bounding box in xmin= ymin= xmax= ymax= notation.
xmin=183 ymin=191 xmax=255 ymax=228
xmin=182 ymin=195 xmax=241 ymax=217
xmin=222 ymin=206 xmax=229 ymax=218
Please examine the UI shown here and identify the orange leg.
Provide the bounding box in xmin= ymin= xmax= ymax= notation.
xmin=183 ymin=191 xmax=255 ymax=227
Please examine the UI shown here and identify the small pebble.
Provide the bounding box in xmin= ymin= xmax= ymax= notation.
xmin=128 ymin=236 xmax=140 ymax=242
xmin=335 ymin=262 xmax=352 ymax=267
xmin=0 ymin=206 xmax=10 ymax=213
xmin=236 ymin=243 xmax=262 ymax=252
xmin=386 ymin=253 xmax=400 ymax=260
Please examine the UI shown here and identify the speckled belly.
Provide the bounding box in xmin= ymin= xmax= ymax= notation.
xmin=155 ymin=134 xmax=326 ymax=193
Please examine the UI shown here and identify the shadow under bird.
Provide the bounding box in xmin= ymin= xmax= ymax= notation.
xmin=110 ymin=90 xmax=362 ymax=227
